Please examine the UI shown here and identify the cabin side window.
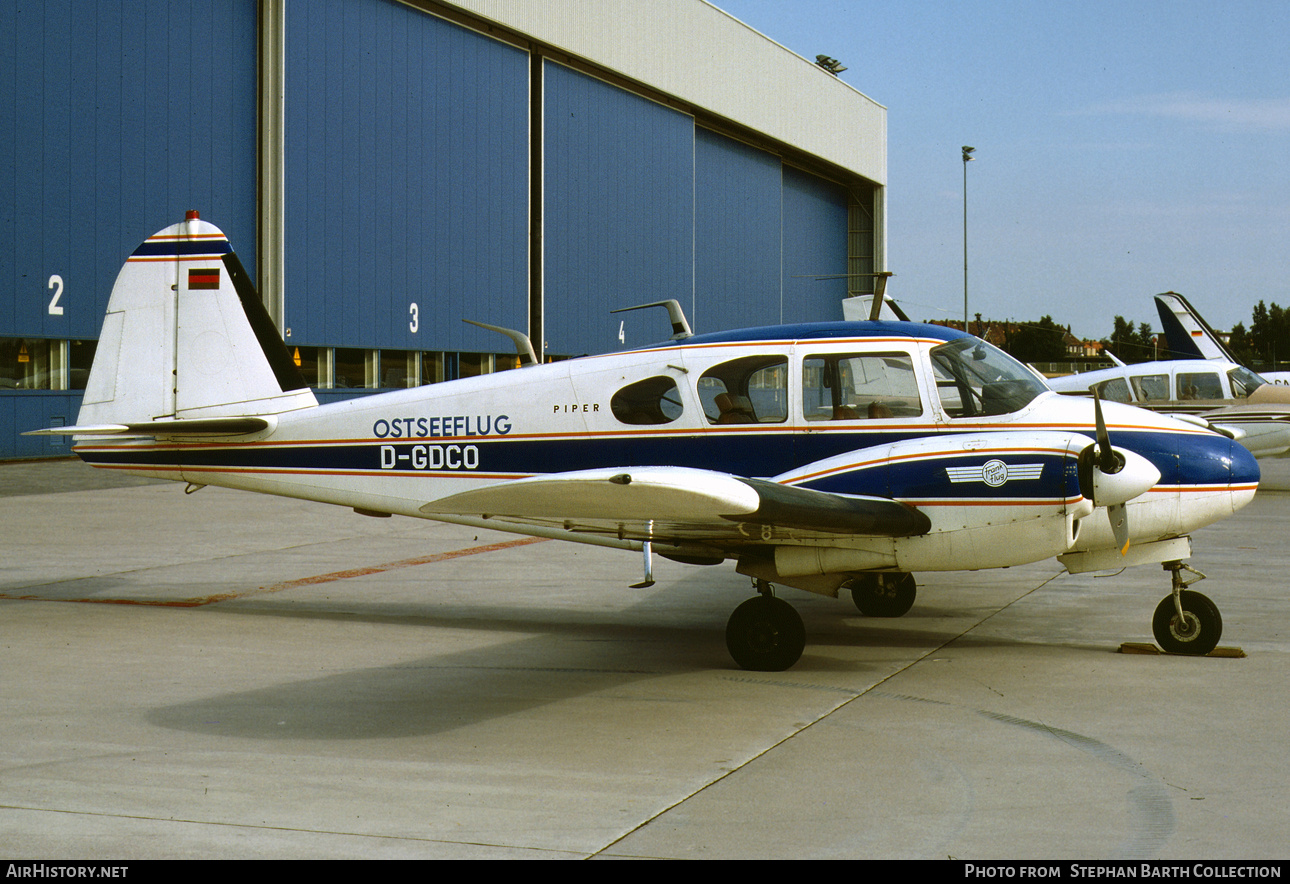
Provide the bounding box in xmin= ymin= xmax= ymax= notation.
xmin=1092 ymin=378 xmax=1132 ymax=403
xmin=1129 ymin=374 xmax=1169 ymax=402
xmin=698 ymin=355 xmax=788 ymax=424
xmin=1177 ymin=372 xmax=1221 ymax=400
xmin=610 ymin=376 xmax=684 ymax=425
xmin=803 ymin=353 xmax=922 ymax=420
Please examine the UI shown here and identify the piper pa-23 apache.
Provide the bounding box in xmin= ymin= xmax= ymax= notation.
xmin=30 ymin=214 xmax=1261 ymax=670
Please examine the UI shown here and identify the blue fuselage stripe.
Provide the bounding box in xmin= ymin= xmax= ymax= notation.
xmin=77 ymin=427 xmax=1254 ymax=498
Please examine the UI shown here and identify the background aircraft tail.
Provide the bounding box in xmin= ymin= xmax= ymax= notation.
xmin=1154 ymin=292 xmax=1234 ymax=362
xmin=76 ymin=212 xmax=317 ymax=427
xmin=842 ymin=294 xmax=910 ymax=322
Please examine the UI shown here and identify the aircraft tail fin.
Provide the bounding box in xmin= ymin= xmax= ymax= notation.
xmin=842 ymin=294 xmax=910 ymax=322
xmin=75 ymin=212 xmax=317 ymax=428
xmin=1154 ymin=292 xmax=1234 ymax=362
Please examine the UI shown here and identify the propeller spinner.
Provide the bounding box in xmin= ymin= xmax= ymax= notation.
xmin=1078 ymin=391 xmax=1161 ymax=554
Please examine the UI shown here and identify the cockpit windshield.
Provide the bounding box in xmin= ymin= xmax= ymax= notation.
xmin=930 ymin=337 xmax=1049 ymax=417
xmin=1227 ymin=365 xmax=1267 ymax=399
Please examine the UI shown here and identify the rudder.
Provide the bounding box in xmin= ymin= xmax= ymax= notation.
xmin=1154 ymin=292 xmax=1234 ymax=362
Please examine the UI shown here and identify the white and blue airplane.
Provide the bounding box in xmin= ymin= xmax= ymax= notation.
xmin=29 ymin=214 xmax=1261 ymax=669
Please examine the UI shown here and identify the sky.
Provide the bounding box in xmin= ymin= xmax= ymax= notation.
xmin=711 ymin=0 xmax=1290 ymax=340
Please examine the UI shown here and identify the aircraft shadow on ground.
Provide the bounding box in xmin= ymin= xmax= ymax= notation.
xmin=143 ymin=571 xmax=1073 ymax=742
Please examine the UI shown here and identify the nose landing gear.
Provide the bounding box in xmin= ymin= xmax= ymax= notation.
xmin=1152 ymin=561 xmax=1222 ymax=656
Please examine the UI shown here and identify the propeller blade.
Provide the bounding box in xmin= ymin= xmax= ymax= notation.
xmin=1082 ymin=392 xmax=1159 ymax=556
xmin=1092 ymin=390 xmax=1123 ymax=474
xmin=1108 ymin=502 xmax=1131 ymax=555
xmin=1098 ymin=392 xmax=1129 ymax=553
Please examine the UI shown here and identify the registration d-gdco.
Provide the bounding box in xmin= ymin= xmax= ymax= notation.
xmin=379 ymin=443 xmax=479 ymax=471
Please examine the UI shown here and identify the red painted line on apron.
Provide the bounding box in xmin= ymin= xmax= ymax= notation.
xmin=0 ymin=536 xmax=548 ymax=607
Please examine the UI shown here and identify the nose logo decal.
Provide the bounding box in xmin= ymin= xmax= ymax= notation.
xmin=982 ymin=459 xmax=1009 ymax=486
xmin=946 ymin=460 xmax=1043 ymax=487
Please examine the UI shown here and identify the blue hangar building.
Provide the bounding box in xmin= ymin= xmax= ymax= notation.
xmin=1 ymin=0 xmax=887 ymax=458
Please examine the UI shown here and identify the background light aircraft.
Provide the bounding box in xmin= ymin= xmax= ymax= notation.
xmin=1155 ymin=291 xmax=1290 ymax=385
xmin=1048 ymin=341 xmax=1290 ymax=459
xmin=30 ymin=215 xmax=1261 ymax=670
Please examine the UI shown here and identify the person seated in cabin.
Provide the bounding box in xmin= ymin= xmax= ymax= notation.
xmin=714 ymin=392 xmax=757 ymax=424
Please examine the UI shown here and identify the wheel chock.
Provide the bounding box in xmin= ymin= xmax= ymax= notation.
xmin=1118 ymin=642 xmax=1246 ymax=657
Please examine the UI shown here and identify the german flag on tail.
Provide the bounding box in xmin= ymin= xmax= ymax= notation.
xmin=188 ymin=267 xmax=220 ymax=290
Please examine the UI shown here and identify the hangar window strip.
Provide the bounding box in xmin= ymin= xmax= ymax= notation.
xmin=848 ymin=183 xmax=878 ymax=296
xmin=0 ymin=338 xmax=96 ymax=391
xmin=0 ymin=339 xmax=572 ymax=394
xmin=288 ymin=346 xmax=570 ymax=390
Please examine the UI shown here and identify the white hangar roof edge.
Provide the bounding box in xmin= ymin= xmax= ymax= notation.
xmin=438 ymin=0 xmax=887 ymax=185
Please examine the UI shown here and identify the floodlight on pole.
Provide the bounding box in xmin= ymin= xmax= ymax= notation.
xmin=962 ymin=146 xmax=975 ymax=334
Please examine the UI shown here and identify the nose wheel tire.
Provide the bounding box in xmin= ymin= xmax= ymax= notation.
xmin=726 ymin=595 xmax=806 ymax=671
xmin=1152 ymin=590 xmax=1222 ymax=656
xmin=847 ymin=572 xmax=917 ymax=617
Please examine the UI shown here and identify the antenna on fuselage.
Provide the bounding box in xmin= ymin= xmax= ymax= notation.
xmin=462 ymin=320 xmax=540 ymax=367
xmin=611 ymin=300 xmax=693 ymax=340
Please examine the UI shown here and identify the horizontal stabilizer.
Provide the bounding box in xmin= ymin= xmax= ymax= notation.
xmin=25 ymin=417 xmax=269 ymax=437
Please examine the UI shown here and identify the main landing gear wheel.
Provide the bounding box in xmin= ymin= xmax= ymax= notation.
xmin=1152 ymin=590 xmax=1222 ymax=656
xmin=726 ymin=587 xmax=805 ymax=672
xmin=847 ymin=572 xmax=917 ymax=617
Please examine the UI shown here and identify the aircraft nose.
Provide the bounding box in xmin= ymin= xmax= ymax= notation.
xmin=1174 ymin=432 xmax=1259 ymax=489
xmin=1228 ymin=436 xmax=1261 ymax=487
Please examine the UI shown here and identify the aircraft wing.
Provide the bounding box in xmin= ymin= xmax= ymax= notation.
xmin=419 ymin=466 xmax=930 ymax=546
xmin=1194 ymin=403 xmax=1290 ymax=458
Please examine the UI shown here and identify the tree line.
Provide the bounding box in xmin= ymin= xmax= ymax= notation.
xmin=1098 ymin=301 xmax=1290 ymax=368
xmin=1226 ymin=302 xmax=1290 ymax=370
xmin=978 ymin=301 xmax=1290 ymax=370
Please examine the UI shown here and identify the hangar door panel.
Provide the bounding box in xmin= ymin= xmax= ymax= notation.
xmin=781 ymin=167 xmax=849 ymax=323
xmin=2 ymin=0 xmax=257 ymax=340
xmin=285 ymin=0 xmax=529 ymax=352
xmin=544 ymin=62 xmax=695 ymax=356
xmin=694 ymin=128 xmax=783 ymax=331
